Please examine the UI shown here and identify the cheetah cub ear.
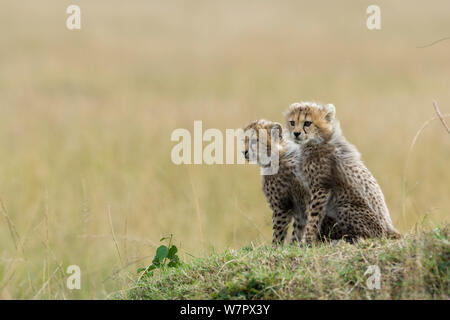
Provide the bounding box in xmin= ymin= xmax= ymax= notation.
xmin=324 ymin=103 xmax=336 ymax=122
xmin=271 ymin=122 xmax=283 ymax=139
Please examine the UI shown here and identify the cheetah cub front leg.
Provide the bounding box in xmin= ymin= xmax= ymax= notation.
xmin=291 ymin=214 xmax=306 ymax=244
xmin=301 ymin=157 xmax=333 ymax=245
xmin=304 ymin=185 xmax=331 ymax=245
xmin=272 ymin=209 xmax=292 ymax=246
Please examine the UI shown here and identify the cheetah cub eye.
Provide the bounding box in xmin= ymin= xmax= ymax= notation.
xmin=303 ymin=121 xmax=312 ymax=127
xmin=289 ymin=120 xmax=295 ymax=126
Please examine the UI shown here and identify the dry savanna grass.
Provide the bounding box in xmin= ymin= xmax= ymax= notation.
xmin=0 ymin=1 xmax=449 ymax=299
xmin=126 ymin=227 xmax=449 ymax=300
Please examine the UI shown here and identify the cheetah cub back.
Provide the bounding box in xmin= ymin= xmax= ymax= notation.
xmin=284 ymin=102 xmax=400 ymax=244
xmin=242 ymin=119 xmax=343 ymax=245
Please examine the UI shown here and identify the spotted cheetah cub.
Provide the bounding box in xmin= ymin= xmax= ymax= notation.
xmin=284 ymin=102 xmax=400 ymax=244
xmin=242 ymin=119 xmax=342 ymax=245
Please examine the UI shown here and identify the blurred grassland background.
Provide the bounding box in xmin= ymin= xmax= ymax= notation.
xmin=0 ymin=0 xmax=449 ymax=299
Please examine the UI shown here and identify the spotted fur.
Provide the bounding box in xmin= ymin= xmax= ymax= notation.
xmin=242 ymin=119 xmax=343 ymax=245
xmin=284 ymin=102 xmax=400 ymax=244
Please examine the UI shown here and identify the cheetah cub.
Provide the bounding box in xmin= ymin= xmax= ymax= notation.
xmin=284 ymin=102 xmax=400 ymax=244
xmin=242 ymin=119 xmax=342 ymax=245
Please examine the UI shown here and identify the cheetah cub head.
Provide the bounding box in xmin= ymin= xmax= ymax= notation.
xmin=284 ymin=101 xmax=336 ymax=145
xmin=241 ymin=119 xmax=283 ymax=165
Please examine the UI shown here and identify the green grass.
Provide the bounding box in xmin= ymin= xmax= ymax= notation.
xmin=123 ymin=226 xmax=449 ymax=300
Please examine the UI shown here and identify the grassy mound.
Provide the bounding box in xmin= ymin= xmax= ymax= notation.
xmin=123 ymin=226 xmax=449 ymax=299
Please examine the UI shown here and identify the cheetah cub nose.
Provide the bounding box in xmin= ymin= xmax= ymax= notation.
xmin=293 ymin=132 xmax=301 ymax=137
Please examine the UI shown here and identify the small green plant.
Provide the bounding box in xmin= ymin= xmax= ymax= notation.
xmin=137 ymin=234 xmax=180 ymax=278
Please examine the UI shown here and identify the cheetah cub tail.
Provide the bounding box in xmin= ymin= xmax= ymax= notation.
xmin=387 ymin=228 xmax=402 ymax=239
